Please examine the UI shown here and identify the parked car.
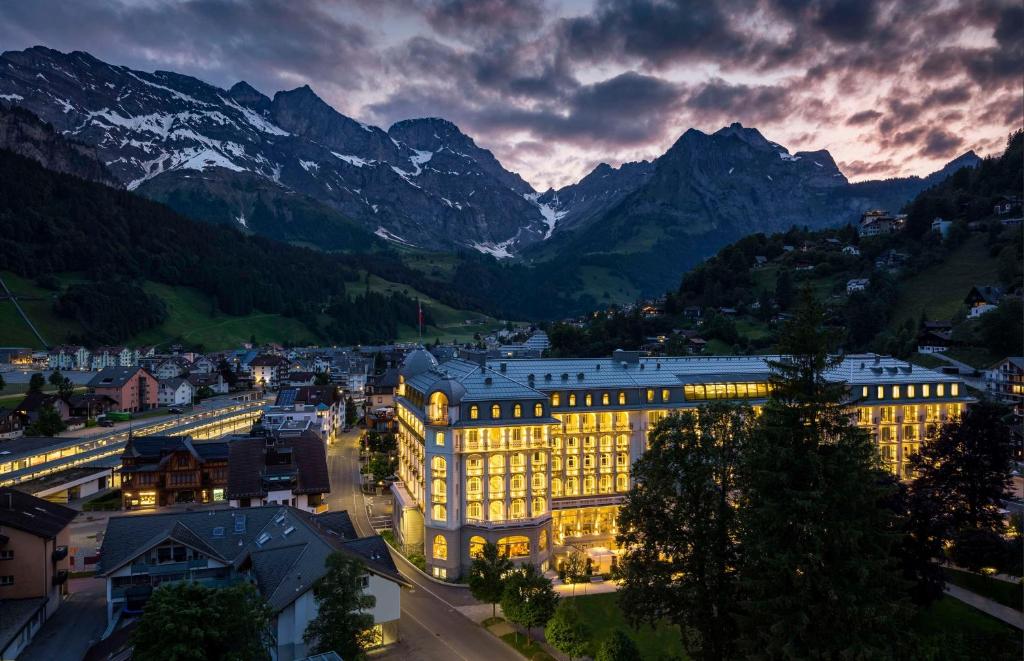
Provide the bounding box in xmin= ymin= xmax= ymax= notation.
xmin=98 ymin=418 xmax=115 ymax=427
xmin=169 ymin=407 xmax=184 ymax=414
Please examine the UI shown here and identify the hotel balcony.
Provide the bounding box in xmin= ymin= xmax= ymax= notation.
xmin=464 ymin=514 xmax=551 ymax=530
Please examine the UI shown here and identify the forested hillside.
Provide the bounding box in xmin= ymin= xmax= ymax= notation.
xmin=548 ymin=131 xmax=1023 ymax=362
xmin=0 ymin=148 xmax=432 ymax=346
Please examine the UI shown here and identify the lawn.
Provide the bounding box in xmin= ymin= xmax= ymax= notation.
xmin=568 ymin=593 xmax=1021 ymax=660
xmin=499 ymin=632 xmax=556 ymax=661
xmin=944 ymin=568 xmax=1023 ymax=611
xmin=569 ymin=593 xmax=686 ymax=660
xmin=578 ymin=265 xmax=642 ymax=306
xmin=908 ymin=352 xmax=948 ymax=370
xmin=889 ymin=235 xmax=1000 ymax=330
xmin=943 ymin=346 xmax=1002 ymax=371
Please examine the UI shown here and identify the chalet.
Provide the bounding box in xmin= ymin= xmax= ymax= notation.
xmin=285 ymin=371 xmax=316 ymax=387
xmin=994 ymin=195 xmax=1022 ymax=216
xmin=66 ymin=393 xmax=118 ymax=419
xmin=13 ymin=391 xmax=71 ymax=426
xmin=186 ymin=372 xmax=229 ymax=395
xmin=965 ymin=285 xmax=1002 ymax=318
xmin=96 ymin=506 xmax=408 ymax=658
xmin=88 ymin=366 xmax=158 ymax=413
xmin=227 ymin=430 xmax=330 ymax=513
xmin=0 ymin=409 xmax=24 ymax=440
xmin=0 ymin=489 xmax=77 ymax=659
xmin=931 ymin=217 xmax=952 ymax=237
xmin=157 ymin=378 xmax=194 ymax=407
xmin=846 ymin=278 xmax=870 ymax=294
xmin=120 ymin=435 xmax=229 ymax=509
xmin=189 ymin=356 xmax=216 ymax=375
xmin=842 ymin=245 xmax=860 ymax=256
xmin=150 ymin=357 xmax=191 ymax=380
xmin=687 ymin=337 xmax=708 ymax=353
xmin=917 ymin=329 xmax=954 ymax=354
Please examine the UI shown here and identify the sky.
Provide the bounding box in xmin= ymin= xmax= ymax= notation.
xmin=0 ymin=0 xmax=1020 ymax=190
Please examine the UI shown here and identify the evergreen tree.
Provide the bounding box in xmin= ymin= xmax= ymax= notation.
xmin=595 ymin=629 xmax=640 ymax=661
xmin=345 ymin=396 xmax=358 ymax=427
xmin=617 ymin=404 xmax=749 ymax=661
xmin=132 ymin=582 xmax=273 ymax=661
xmin=908 ymin=401 xmax=1013 ymax=571
xmin=26 ymin=403 xmax=66 ymax=437
xmin=736 ymin=290 xmax=911 ymax=659
xmin=28 ymin=372 xmax=45 ymax=393
xmin=468 ymin=541 xmax=512 ymax=618
xmin=773 ymin=269 xmax=795 ymax=311
xmin=48 ymin=369 xmax=64 ymax=389
xmin=545 ymin=601 xmax=591 ymax=660
xmin=500 ymin=564 xmax=558 ymax=643
xmin=303 ymin=553 xmax=376 ymax=658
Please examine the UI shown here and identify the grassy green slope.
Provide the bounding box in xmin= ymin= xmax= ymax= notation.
xmin=1 ymin=270 xmax=507 ymax=350
xmin=889 ymin=234 xmax=1000 ymax=330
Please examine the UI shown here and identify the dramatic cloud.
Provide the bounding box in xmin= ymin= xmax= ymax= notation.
xmin=0 ymin=0 xmax=1015 ymax=188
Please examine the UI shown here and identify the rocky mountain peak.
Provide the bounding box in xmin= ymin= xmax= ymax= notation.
xmin=228 ymin=81 xmax=271 ymax=110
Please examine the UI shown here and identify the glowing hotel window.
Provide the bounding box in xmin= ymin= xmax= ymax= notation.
xmin=433 ymin=535 xmax=447 ymax=560
xmin=491 ymin=404 xmax=501 ymax=419
xmin=469 ymin=405 xmax=479 ymax=420
xmin=602 ymin=392 xmax=610 ymax=405
xmin=534 ymin=403 xmax=543 ymax=417
xmin=532 ymin=497 xmax=546 ymax=515
xmin=552 ymin=393 xmax=561 ymax=406
xmin=662 ymin=388 xmax=670 ymax=402
xmin=513 ymin=404 xmax=522 ymax=418
xmin=569 ymin=393 xmax=577 ymax=406
xmin=922 ymin=384 xmax=930 ymax=397
xmin=498 ymin=536 xmax=530 ymax=558
xmin=489 ymin=476 xmax=505 ymax=499
xmin=618 ymin=391 xmax=626 ymax=405
xmin=646 ymin=389 xmax=655 ymax=402
xmin=951 ymin=384 xmax=959 ymax=396
xmin=489 ymin=500 xmax=505 ymax=521
xmin=908 ymin=385 xmax=916 ymax=398
xmin=937 ymin=384 xmax=945 ymax=396
xmin=862 ymin=386 xmax=869 ymax=398
xmin=585 ymin=393 xmax=592 ymax=406
xmin=432 ymin=504 xmax=446 ymax=521
xmin=892 ymin=385 xmax=900 ymax=399
xmin=469 ymin=535 xmax=485 ymax=557
xmin=877 ymin=386 xmax=884 ymax=399
xmin=435 ymin=432 xmax=444 ymax=447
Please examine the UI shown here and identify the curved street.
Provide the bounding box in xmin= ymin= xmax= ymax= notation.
xmin=326 ymin=431 xmax=520 ymax=661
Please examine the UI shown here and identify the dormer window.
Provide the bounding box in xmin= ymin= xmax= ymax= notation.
xmin=491 ymin=404 xmax=501 ymax=419
xmin=551 ymin=393 xmax=561 ymax=406
xmin=513 ymin=404 xmax=522 ymax=418
xmin=469 ymin=405 xmax=479 ymax=420
xmin=534 ymin=403 xmax=543 ymax=417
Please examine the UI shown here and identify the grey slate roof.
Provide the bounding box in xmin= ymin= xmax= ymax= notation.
xmin=0 ymin=597 xmax=47 ymax=654
xmin=88 ymin=366 xmax=151 ymax=388
xmin=0 ymin=487 xmax=77 ymax=538
xmin=97 ymin=505 xmax=407 ymax=614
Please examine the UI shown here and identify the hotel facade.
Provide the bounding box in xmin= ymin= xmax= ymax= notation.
xmin=391 ymin=349 xmax=970 ymax=580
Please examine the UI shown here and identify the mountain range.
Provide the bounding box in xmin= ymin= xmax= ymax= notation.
xmin=0 ymin=46 xmax=982 ymax=305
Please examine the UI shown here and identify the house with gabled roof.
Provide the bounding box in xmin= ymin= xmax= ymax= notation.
xmin=227 ymin=430 xmax=330 ymax=513
xmin=119 ymin=435 xmax=229 ymax=510
xmin=96 ymin=506 xmax=408 ymax=659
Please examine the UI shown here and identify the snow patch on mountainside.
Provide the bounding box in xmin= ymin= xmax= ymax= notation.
xmin=524 ymin=192 xmax=566 ymax=240
xmin=375 ymin=226 xmax=416 ymax=246
xmin=332 ymin=152 xmax=371 ymax=167
xmin=472 ymin=238 xmax=516 ymax=259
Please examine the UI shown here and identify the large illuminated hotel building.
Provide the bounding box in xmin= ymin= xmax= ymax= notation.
xmin=391 ymin=349 xmax=969 ymax=580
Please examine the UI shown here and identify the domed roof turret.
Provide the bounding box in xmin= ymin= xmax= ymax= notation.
xmin=400 ymin=348 xmax=438 ymax=379
xmin=430 ymin=378 xmax=467 ymax=405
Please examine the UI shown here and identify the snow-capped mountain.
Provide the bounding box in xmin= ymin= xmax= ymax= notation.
xmin=0 ymin=46 xmax=551 ymax=253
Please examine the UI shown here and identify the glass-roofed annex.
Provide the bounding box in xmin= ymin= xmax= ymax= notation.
xmin=391 ymin=349 xmax=971 ymax=581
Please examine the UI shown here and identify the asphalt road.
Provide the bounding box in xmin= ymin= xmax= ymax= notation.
xmin=326 ymin=433 xmax=520 ymax=661
xmin=19 ymin=578 xmax=107 ymax=661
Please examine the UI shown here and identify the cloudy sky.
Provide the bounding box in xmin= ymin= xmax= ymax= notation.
xmin=1 ymin=0 xmax=1020 ymax=190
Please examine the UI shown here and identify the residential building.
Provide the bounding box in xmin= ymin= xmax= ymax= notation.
xmin=149 ymin=357 xmax=191 ymax=381
xmin=250 ymin=355 xmax=290 ymax=389
xmin=858 ymin=210 xmax=905 ymax=236
xmin=227 ymin=430 xmax=330 ymax=513
xmin=842 ymin=245 xmax=860 ymax=256
xmin=157 ymin=378 xmax=194 ymax=407
xmin=392 ymin=350 xmax=970 ymax=580
xmin=368 ymin=368 xmax=400 ymax=408
xmin=12 ymin=391 xmax=71 ymax=427
xmin=965 ymin=285 xmax=1002 ymax=318
xmin=986 ymin=357 xmax=1024 ymax=415
xmin=120 ymin=436 xmax=229 ymax=509
xmin=931 ymin=217 xmax=952 ymax=237
xmin=88 ymin=367 xmax=159 ymax=413
xmin=0 ymin=409 xmax=24 ymax=440
xmin=0 ymin=488 xmax=76 ymax=659
xmin=186 ymin=372 xmax=229 ymax=395
xmin=47 ymin=345 xmax=90 ymax=371
xmin=96 ymin=506 xmax=407 ymax=659
xmin=846 ymin=278 xmax=869 ymax=294
xmin=189 ymin=356 xmax=216 ymax=375
xmin=285 ymin=372 xmax=316 ymax=387
xmin=270 ymin=386 xmax=342 ymax=442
